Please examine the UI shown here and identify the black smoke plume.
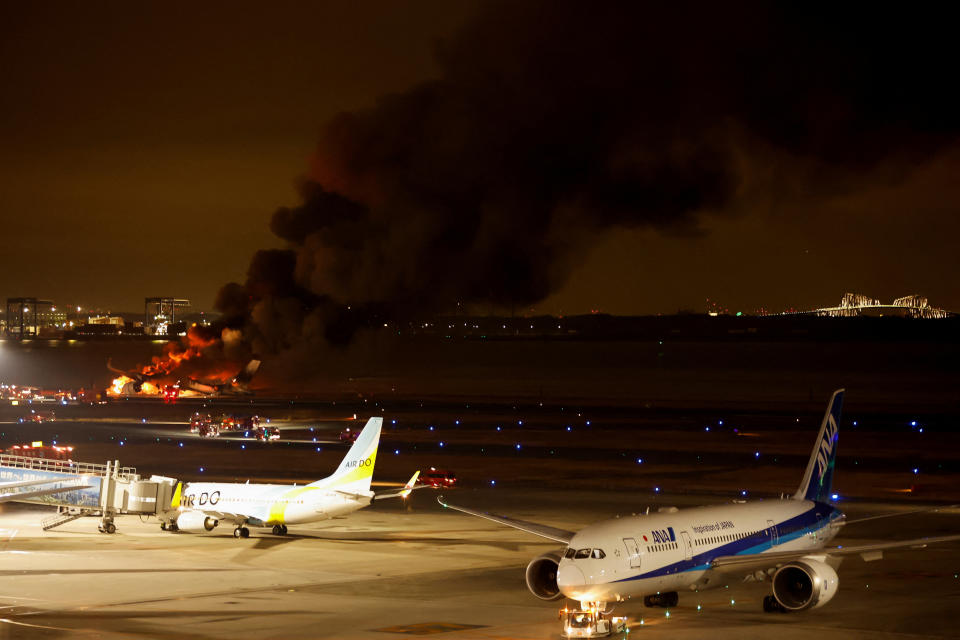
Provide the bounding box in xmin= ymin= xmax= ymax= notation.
xmin=219 ymin=2 xmax=960 ymax=354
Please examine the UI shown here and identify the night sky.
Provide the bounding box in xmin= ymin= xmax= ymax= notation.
xmin=2 ymin=2 xmax=958 ymax=319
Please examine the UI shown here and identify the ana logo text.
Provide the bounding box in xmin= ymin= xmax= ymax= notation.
xmin=651 ymin=527 xmax=676 ymax=544
xmin=815 ymin=413 xmax=839 ymax=480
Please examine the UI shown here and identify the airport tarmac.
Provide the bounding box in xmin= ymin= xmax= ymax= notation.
xmin=0 ymin=490 xmax=958 ymax=639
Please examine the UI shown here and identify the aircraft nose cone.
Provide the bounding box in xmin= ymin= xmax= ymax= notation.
xmin=557 ymin=563 xmax=585 ymax=588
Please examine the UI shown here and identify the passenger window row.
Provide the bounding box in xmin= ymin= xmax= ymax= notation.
xmin=696 ymin=530 xmax=758 ymax=546
xmin=644 ymin=541 xmax=678 ymax=553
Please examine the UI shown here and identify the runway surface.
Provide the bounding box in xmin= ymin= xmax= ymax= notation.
xmin=0 ymin=490 xmax=958 ymax=639
xmin=0 ymin=393 xmax=958 ymax=638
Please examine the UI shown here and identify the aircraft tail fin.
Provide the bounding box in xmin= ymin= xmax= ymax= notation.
xmin=793 ymin=389 xmax=844 ymax=502
xmin=235 ymin=358 xmax=261 ymax=384
xmin=309 ymin=417 xmax=382 ymax=494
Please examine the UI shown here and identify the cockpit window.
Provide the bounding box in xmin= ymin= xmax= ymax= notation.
xmin=564 ymin=547 xmax=576 ymax=559
xmin=574 ymin=548 xmax=592 ymax=559
xmin=591 ymin=549 xmax=606 ymax=559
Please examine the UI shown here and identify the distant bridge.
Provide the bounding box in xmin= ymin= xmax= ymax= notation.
xmin=781 ymin=293 xmax=953 ymax=318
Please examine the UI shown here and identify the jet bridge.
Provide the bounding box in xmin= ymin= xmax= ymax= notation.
xmin=0 ymin=453 xmax=178 ymax=533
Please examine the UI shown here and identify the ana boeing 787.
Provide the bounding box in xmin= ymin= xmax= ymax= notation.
xmin=441 ymin=390 xmax=960 ymax=614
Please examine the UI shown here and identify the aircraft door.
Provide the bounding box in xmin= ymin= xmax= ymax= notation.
xmin=622 ymin=537 xmax=642 ymax=569
xmin=767 ymin=519 xmax=779 ymax=546
xmin=680 ymin=531 xmax=692 ymax=560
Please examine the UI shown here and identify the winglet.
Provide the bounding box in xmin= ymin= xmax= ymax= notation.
xmin=170 ymin=482 xmax=183 ymax=509
xmin=399 ymin=471 xmax=420 ymax=499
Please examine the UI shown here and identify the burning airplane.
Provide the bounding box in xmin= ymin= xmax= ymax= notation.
xmin=186 ymin=359 xmax=261 ymax=397
xmin=106 ymin=325 xmax=260 ymax=399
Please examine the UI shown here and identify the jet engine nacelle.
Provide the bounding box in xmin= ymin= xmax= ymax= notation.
xmin=175 ymin=511 xmax=219 ymax=533
xmin=526 ymin=552 xmax=564 ymax=601
xmin=772 ymin=558 xmax=839 ymax=611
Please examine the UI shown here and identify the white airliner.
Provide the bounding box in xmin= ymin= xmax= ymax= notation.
xmin=441 ymin=390 xmax=960 ymax=613
xmin=163 ymin=417 xmax=418 ymax=538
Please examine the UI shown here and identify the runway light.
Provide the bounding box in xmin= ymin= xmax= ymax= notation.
xmin=730 ymin=599 xmax=735 ymax=606
xmin=913 ymin=468 xmax=919 ymax=474
xmin=518 ymin=420 xmax=523 ymax=425
xmin=665 ymin=611 xmax=670 ymax=618
xmin=754 ymin=451 xmax=760 ymax=458
xmin=636 ymin=458 xmax=643 ymax=464
xmin=391 ymin=419 xmax=396 ymax=424
xmin=654 ymin=486 xmax=660 ymax=493
xmin=455 ymin=420 xmax=460 ymax=425
xmin=199 ymin=467 xmax=204 ymax=472
xmin=429 ymin=426 xmax=434 ymax=431
xmin=178 ymin=442 xmax=183 ymax=448
xmin=394 ymin=449 xmax=399 ymax=455
xmin=496 ymin=426 xmax=501 ymax=431
xmin=241 ymin=445 xmax=246 ymax=449
xmin=316 ymin=447 xmax=321 ymax=452
xmin=705 ymin=426 xmax=710 ymax=432
xmin=697 ymin=604 xmax=701 ymax=611
xmin=853 ymin=420 xmax=858 ymax=426
xmin=741 ymin=490 xmax=747 ymax=496
xmin=439 ymin=441 xmax=444 ymax=447
xmin=490 ymin=480 xmax=496 ymax=486
xmin=566 ymin=426 xmax=572 ymax=431
xmin=911 ymin=420 xmax=917 ymax=426
xmin=831 ymin=493 xmax=839 ymax=500
xmin=718 ymin=420 xmax=723 ymax=425
xmin=515 ymin=443 xmax=521 ymax=450
xmin=586 ymin=420 xmax=591 ymax=426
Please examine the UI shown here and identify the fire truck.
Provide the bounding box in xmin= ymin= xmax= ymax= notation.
xmin=1 ymin=442 xmax=75 ymax=461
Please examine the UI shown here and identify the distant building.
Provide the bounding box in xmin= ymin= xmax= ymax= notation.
xmin=4 ymin=298 xmax=68 ymax=336
xmin=144 ymin=297 xmax=190 ymax=335
xmin=87 ymin=316 xmax=125 ymax=326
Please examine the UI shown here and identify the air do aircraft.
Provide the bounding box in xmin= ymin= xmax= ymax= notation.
xmin=441 ymin=390 xmax=960 ymax=615
xmin=162 ymin=417 xmax=418 ymax=537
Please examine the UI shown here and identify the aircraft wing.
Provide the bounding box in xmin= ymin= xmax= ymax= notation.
xmin=710 ymin=533 xmax=960 ymax=574
xmin=438 ymin=496 xmax=575 ymax=544
xmin=840 ymin=504 xmax=959 ymax=526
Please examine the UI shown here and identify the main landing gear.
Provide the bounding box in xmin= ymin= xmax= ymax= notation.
xmin=160 ymin=522 xmax=179 ymax=532
xmin=643 ymin=591 xmax=679 ymax=607
xmin=271 ymin=524 xmax=288 ymax=536
xmin=98 ymin=514 xmax=116 ymax=534
xmin=233 ymin=526 xmax=250 ymax=538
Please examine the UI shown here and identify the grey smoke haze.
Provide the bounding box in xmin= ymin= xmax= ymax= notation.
xmin=217 ymin=2 xmax=960 ymax=356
